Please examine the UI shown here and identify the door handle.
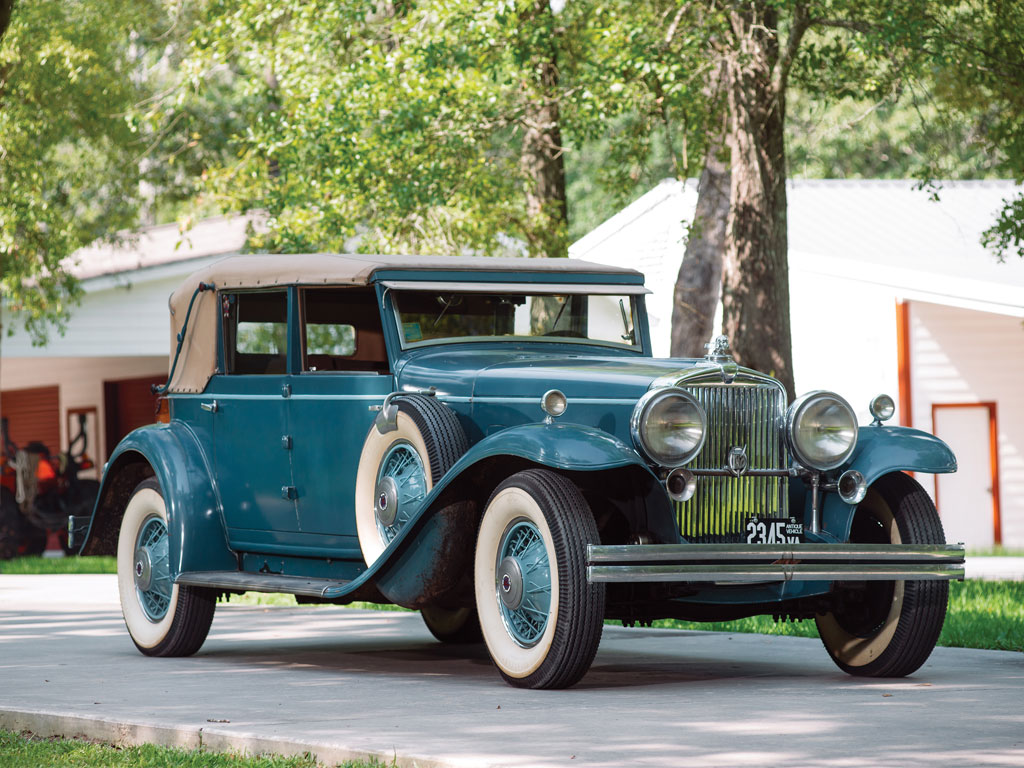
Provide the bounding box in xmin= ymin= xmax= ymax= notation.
xmin=200 ymin=400 xmax=219 ymax=413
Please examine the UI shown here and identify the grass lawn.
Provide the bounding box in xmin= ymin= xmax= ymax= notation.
xmin=650 ymin=580 xmax=1024 ymax=653
xmin=4 ymin=555 xmax=1021 ymax=652
xmin=0 ymin=730 xmax=387 ymax=768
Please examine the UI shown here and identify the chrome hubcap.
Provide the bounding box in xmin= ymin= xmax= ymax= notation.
xmin=374 ymin=476 xmax=399 ymax=528
xmin=496 ymin=518 xmax=551 ymax=647
xmin=133 ymin=547 xmax=153 ymax=592
xmin=498 ymin=556 xmax=524 ymax=610
xmin=374 ymin=441 xmax=427 ymax=545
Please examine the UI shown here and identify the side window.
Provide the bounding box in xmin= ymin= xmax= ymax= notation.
xmin=221 ymin=290 xmax=288 ymax=375
xmin=302 ymin=288 xmax=389 ymax=373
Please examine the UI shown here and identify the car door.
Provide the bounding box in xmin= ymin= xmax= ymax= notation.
xmin=288 ymin=286 xmax=394 ymax=558
xmin=209 ymin=289 xmax=301 ymax=550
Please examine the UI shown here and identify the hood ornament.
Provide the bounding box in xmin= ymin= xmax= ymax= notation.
xmin=703 ymin=334 xmax=737 ymax=383
xmin=705 ymin=335 xmax=731 ymax=360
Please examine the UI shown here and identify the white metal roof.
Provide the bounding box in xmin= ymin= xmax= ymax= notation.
xmin=570 ymin=178 xmax=1024 ymax=318
xmin=67 ymin=213 xmax=261 ymax=284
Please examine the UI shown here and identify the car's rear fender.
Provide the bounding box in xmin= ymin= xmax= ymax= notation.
xmin=819 ymin=425 xmax=957 ymax=541
xmin=79 ymin=423 xmax=234 ymax=575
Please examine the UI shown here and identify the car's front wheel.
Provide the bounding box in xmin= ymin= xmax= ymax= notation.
xmin=474 ymin=469 xmax=605 ymax=689
xmin=117 ymin=477 xmax=215 ymax=656
xmin=816 ymin=472 xmax=949 ymax=677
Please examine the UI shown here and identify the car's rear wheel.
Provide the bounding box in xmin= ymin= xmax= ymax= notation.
xmin=421 ymin=604 xmax=483 ymax=644
xmin=117 ymin=477 xmax=215 ymax=656
xmin=355 ymin=395 xmax=467 ymax=565
xmin=816 ymin=472 xmax=949 ymax=677
xmin=474 ymin=469 xmax=605 ymax=689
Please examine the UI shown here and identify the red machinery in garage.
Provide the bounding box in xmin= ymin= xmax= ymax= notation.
xmin=0 ymin=415 xmax=99 ymax=559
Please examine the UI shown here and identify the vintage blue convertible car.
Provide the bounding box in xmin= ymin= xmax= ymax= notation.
xmin=73 ymin=254 xmax=964 ymax=689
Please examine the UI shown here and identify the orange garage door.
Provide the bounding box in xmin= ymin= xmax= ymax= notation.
xmin=0 ymin=386 xmax=61 ymax=455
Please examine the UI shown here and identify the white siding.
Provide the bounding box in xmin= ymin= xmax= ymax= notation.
xmin=910 ymin=301 xmax=1024 ymax=547
xmin=1 ymin=356 xmax=168 ymax=461
xmin=788 ymin=256 xmax=902 ymax=424
xmin=3 ymin=276 xmax=183 ymax=358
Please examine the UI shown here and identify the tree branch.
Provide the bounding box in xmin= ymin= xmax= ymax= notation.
xmin=772 ymin=3 xmax=811 ymax=95
xmin=809 ymin=17 xmax=873 ymax=35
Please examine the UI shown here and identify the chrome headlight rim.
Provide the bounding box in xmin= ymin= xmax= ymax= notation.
xmin=630 ymin=387 xmax=707 ymax=468
xmin=786 ymin=390 xmax=858 ymax=471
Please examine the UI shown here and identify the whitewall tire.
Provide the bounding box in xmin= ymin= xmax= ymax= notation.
xmin=117 ymin=477 xmax=214 ymax=656
xmin=816 ymin=473 xmax=949 ymax=677
xmin=474 ymin=469 xmax=604 ymax=689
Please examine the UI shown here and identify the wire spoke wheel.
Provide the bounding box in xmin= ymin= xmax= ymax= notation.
xmin=374 ymin=441 xmax=427 ymax=545
xmin=475 ymin=469 xmax=604 ymax=689
xmin=496 ymin=519 xmax=552 ymax=646
xmin=117 ymin=477 xmax=215 ymax=657
xmin=134 ymin=516 xmax=173 ymax=621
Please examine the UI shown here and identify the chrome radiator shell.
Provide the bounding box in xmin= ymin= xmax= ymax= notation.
xmin=662 ymin=369 xmax=790 ymax=542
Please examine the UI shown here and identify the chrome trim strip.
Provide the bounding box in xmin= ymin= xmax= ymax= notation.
xmin=587 ymin=564 xmax=965 ymax=583
xmin=437 ymin=396 xmax=639 ymax=406
xmin=588 ymin=543 xmax=966 ymax=563
xmin=171 ymin=393 xmax=388 ymax=401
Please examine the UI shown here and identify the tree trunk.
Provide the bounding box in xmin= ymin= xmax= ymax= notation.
xmin=0 ymin=0 xmax=14 ymax=45
xmin=519 ymin=0 xmax=568 ymax=261
xmin=518 ymin=0 xmax=568 ymax=332
xmin=720 ymin=6 xmax=796 ymax=401
xmin=670 ymin=144 xmax=730 ymax=357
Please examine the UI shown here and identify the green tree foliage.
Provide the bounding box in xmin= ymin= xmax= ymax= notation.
xmin=182 ymin=0 xmax=602 ymax=257
xmin=0 ymin=0 xmax=161 ymax=343
xmin=928 ymin=0 xmax=1024 ymax=260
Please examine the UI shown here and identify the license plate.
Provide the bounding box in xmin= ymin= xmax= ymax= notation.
xmin=745 ymin=517 xmax=803 ymax=544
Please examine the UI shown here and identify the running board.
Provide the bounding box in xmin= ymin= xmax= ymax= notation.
xmin=587 ymin=543 xmax=966 ymax=583
xmin=176 ymin=570 xmax=352 ymax=598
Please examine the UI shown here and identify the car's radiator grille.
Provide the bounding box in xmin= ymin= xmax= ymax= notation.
xmin=674 ymin=381 xmax=789 ymax=543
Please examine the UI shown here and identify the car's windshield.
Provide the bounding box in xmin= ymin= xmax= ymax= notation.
xmin=391 ymin=289 xmax=640 ymax=349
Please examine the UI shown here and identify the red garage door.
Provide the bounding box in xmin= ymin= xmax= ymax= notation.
xmin=0 ymin=386 xmax=61 ymax=455
xmin=103 ymin=376 xmax=165 ymax=458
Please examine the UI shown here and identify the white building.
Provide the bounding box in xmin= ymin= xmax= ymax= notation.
xmin=0 ymin=215 xmax=254 ymax=468
xmin=571 ymin=179 xmax=1024 ymax=549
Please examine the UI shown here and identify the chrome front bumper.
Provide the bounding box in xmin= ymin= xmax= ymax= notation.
xmin=586 ymin=543 xmax=966 ymax=583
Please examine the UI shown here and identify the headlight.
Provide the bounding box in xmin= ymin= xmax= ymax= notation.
xmin=786 ymin=391 xmax=858 ymax=470
xmin=631 ymin=388 xmax=706 ymax=467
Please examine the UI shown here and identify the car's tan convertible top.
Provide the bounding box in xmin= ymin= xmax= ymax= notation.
xmin=166 ymin=253 xmax=644 ymax=393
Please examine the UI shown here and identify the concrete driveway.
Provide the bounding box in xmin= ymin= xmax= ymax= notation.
xmin=1 ymin=574 xmax=1022 ymax=767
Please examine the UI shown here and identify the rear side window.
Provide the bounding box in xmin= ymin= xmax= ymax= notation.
xmin=221 ymin=290 xmax=288 ymax=375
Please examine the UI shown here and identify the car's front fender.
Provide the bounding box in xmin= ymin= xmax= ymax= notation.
xmin=370 ymin=421 xmax=663 ymax=606
xmin=820 ymin=425 xmax=957 ymax=541
xmin=446 ymin=421 xmax=648 ymax=474
xmin=79 ymin=423 xmax=234 ymax=575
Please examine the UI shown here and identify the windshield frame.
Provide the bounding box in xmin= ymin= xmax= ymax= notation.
xmin=385 ymin=283 xmax=647 ymax=353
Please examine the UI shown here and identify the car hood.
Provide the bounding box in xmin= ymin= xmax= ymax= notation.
xmin=397 ymin=347 xmax=701 ymax=400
